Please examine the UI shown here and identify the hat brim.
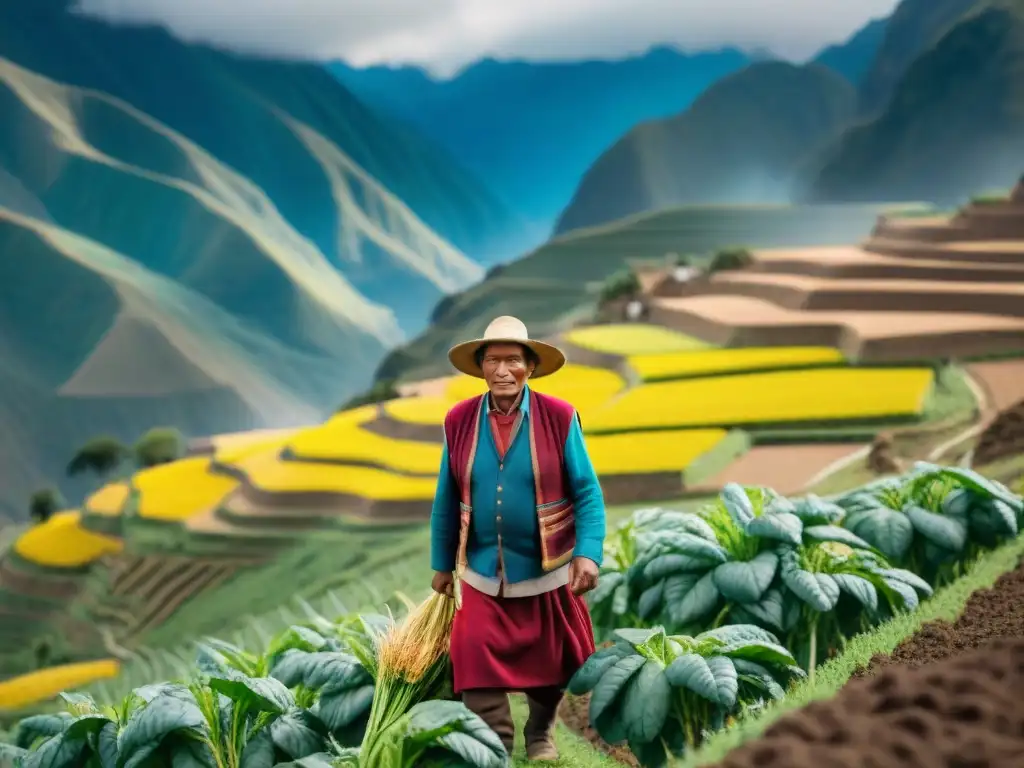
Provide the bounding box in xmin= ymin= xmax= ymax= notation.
xmin=448 ymin=337 xmax=566 ymax=379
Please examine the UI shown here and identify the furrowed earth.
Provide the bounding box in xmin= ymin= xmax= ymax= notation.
xmin=1 ymin=184 xmax=1024 ymax=768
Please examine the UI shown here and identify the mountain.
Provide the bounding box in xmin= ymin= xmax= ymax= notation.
xmin=856 ymin=0 xmax=978 ymax=115
xmin=805 ymin=1 xmax=1024 ymax=203
xmin=812 ymin=17 xmax=890 ymax=85
xmin=553 ymin=62 xmax=856 ymax=235
xmin=0 ymin=2 xmax=521 ymax=520
xmin=330 ymin=47 xmax=753 ymax=230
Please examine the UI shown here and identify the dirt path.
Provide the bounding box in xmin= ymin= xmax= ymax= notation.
xmin=712 ymin=558 xmax=1024 ymax=767
xmin=692 ymin=444 xmax=868 ymax=496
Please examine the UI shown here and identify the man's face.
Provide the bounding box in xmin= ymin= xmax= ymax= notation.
xmin=481 ymin=343 xmax=534 ymax=397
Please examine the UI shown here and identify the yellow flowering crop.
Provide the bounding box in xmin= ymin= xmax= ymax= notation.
xmin=211 ymin=427 xmax=305 ymax=463
xmin=384 ymin=396 xmax=452 ymax=426
xmin=288 ymin=409 xmax=441 ymax=475
xmin=232 ymin=450 xmax=436 ymax=500
xmin=587 ymin=367 xmax=934 ymax=432
xmin=628 ymin=346 xmax=846 ymax=381
xmin=82 ymin=482 xmax=130 ymax=516
xmin=134 ymin=457 xmax=238 ymax=521
xmin=445 ymin=364 xmax=625 ymax=419
xmin=565 ymin=324 xmax=708 ymax=355
xmin=14 ymin=511 xmax=123 ymax=568
xmin=587 ymin=429 xmax=728 ymax=474
xmin=0 ymin=659 xmax=120 ymax=710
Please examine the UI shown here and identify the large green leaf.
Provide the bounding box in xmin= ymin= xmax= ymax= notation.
xmin=587 ymin=571 xmax=624 ymax=607
xmin=20 ymin=731 xmax=88 ymax=768
xmin=15 ymin=713 xmax=73 ymax=748
xmin=661 ymin=573 xmax=702 ymax=612
xmin=718 ymin=640 xmax=798 ymax=669
xmin=568 ymin=644 xmax=632 ymax=694
xmin=638 ymin=581 xmax=665 ymax=620
xmin=168 ymin=736 xmax=219 ymax=768
xmin=698 ymin=625 xmax=779 ymax=648
xmin=116 ymin=694 xmax=205 ymax=768
xmin=940 ymin=487 xmax=975 ymax=517
xmin=405 ymin=701 xmax=507 ymax=768
xmin=731 ymin=659 xmax=785 ymax=699
xmin=97 ymin=722 xmax=119 ymax=768
xmin=589 ymin=655 xmax=645 ymax=724
xmin=904 ymin=505 xmax=967 ymax=552
xmin=712 ymin=552 xmax=778 ymax=603
xmin=882 ymin=578 xmax=921 ymax=611
xmin=208 ymin=669 xmax=294 ymax=715
xmin=925 ymin=465 xmax=1023 ymax=512
xmin=872 ymin=567 xmax=932 ymax=597
xmin=620 ymin=660 xmax=671 ymax=745
xmin=780 ymin=560 xmax=840 ymax=612
xmin=316 ymin=682 xmax=374 ymax=731
xmin=720 ymin=484 xmax=755 ymax=525
xmin=745 ymin=513 xmax=802 ymax=546
xmin=272 ymin=754 xmax=338 ymax=768
xmin=843 ymin=507 xmax=913 ymax=562
xmin=731 ymin=588 xmax=784 ymax=632
xmin=664 ymin=653 xmax=717 ymax=701
xmin=790 ymin=496 xmax=845 ymax=525
xmin=704 ymin=656 xmax=738 ymax=709
xmin=269 ymin=707 xmax=328 ymax=759
xmin=831 ymin=574 xmax=878 ymax=612
xmin=667 ymin=572 xmax=720 ymax=628
xmin=270 ymin=651 xmax=368 ymax=691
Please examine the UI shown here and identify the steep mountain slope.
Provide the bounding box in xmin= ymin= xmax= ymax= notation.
xmin=553 ymin=63 xmax=856 ymax=234
xmin=812 ymin=17 xmax=890 ymax=85
xmin=856 ymin=0 xmax=978 ymax=115
xmin=0 ymin=3 xmax=521 ymax=520
xmin=331 ymin=47 xmax=752 ymax=228
xmin=806 ymin=2 xmax=1024 ymax=203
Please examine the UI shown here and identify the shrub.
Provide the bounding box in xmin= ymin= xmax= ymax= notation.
xmin=66 ymin=436 xmax=130 ymax=479
xmin=133 ymin=427 xmax=186 ymax=468
xmin=338 ymin=379 xmax=402 ymax=412
xmin=28 ymin=488 xmax=65 ymax=525
xmin=599 ymin=269 xmax=641 ymax=305
xmin=707 ymin=248 xmax=754 ymax=273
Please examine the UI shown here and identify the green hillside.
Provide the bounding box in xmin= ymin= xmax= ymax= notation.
xmin=0 ymin=2 xmax=522 ymax=521
xmin=376 ymin=202 xmax=902 ymax=383
xmin=553 ymin=62 xmax=856 ymax=234
xmin=806 ymin=2 xmax=1024 ymax=202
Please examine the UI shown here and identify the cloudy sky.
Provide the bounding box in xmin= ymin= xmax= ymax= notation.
xmin=75 ymin=0 xmax=900 ymax=77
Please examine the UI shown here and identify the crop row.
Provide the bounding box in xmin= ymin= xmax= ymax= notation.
xmin=573 ymin=461 xmax=1024 ymax=765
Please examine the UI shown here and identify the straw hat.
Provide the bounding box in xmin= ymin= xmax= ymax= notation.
xmin=448 ymin=316 xmax=566 ymax=379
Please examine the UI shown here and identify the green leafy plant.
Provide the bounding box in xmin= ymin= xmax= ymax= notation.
xmin=598 ymin=269 xmax=641 ymax=305
xmin=568 ymin=625 xmax=801 ymax=767
xmin=835 ymin=462 xmax=1021 ymax=585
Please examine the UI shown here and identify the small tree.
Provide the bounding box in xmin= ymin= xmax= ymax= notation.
xmin=707 ymin=247 xmax=754 ymax=274
xmin=338 ymin=379 xmax=401 ymax=412
xmin=134 ymin=427 xmax=185 ymax=468
xmin=598 ymin=269 xmax=641 ymax=305
xmin=67 ymin=436 xmax=130 ymax=479
xmin=29 ymin=488 xmax=65 ymax=525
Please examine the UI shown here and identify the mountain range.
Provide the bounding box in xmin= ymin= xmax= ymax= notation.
xmin=554 ymin=0 xmax=1022 ymax=232
xmin=0 ymin=0 xmax=523 ymax=521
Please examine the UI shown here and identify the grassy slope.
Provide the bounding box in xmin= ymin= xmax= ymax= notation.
xmin=375 ymin=202 xmax=899 ymax=384
xmin=806 ymin=0 xmax=1024 ymax=203
xmin=553 ymin=62 xmax=857 ymax=234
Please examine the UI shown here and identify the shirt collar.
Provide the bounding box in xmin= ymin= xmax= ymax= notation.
xmin=487 ymin=385 xmax=530 ymax=416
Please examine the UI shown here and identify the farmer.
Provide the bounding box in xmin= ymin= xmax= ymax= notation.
xmin=429 ymin=315 xmax=606 ymax=761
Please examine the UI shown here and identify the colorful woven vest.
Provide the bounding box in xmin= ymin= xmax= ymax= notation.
xmin=444 ymin=389 xmax=577 ymax=574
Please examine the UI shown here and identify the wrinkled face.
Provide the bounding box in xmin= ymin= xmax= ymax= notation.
xmin=481 ymin=342 xmax=535 ymax=398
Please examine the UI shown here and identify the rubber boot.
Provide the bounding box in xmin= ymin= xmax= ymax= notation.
xmin=524 ymin=686 xmax=561 ymax=761
xmin=462 ymin=689 xmax=515 ymax=755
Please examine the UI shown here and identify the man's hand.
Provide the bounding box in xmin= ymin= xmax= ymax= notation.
xmin=568 ymin=557 xmax=599 ymax=596
xmin=432 ymin=570 xmax=454 ymax=598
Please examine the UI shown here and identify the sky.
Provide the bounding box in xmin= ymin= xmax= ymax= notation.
xmin=74 ymin=0 xmax=901 ymax=78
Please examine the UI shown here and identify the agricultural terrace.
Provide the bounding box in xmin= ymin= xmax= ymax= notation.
xmin=14 ymin=511 xmax=123 ymax=568
xmin=133 ymin=458 xmax=237 ymax=521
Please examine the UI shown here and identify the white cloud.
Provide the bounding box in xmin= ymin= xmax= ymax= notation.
xmin=73 ymin=0 xmax=901 ymax=77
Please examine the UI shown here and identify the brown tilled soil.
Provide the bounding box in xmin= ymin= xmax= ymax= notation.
xmin=711 ymin=559 xmax=1024 ymax=768
xmin=559 ymin=692 xmax=639 ymax=766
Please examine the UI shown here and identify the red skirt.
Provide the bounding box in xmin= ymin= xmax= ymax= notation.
xmin=450 ymin=581 xmax=596 ymax=694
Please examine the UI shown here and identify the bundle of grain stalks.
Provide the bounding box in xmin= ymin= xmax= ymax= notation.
xmin=360 ymin=591 xmax=457 ymax=755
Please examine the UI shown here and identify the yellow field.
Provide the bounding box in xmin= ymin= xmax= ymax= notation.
xmin=227 ymin=450 xmax=436 ymax=500
xmin=287 ymin=408 xmax=441 ymax=475
xmin=15 ymin=511 xmax=123 ymax=568
xmin=82 ymin=482 xmax=130 ymax=516
xmin=587 ymin=429 xmax=728 ymax=474
xmin=587 ymin=367 xmax=934 ymax=431
xmin=0 ymin=659 xmax=120 ymax=710
xmin=210 ymin=427 xmax=305 ymax=455
xmin=445 ymin=364 xmax=625 ymax=418
xmin=565 ymin=324 xmax=708 ymax=355
xmin=628 ymin=346 xmax=846 ymax=381
xmin=383 ymin=395 xmax=452 ymax=426
xmin=134 ymin=457 xmax=238 ymax=521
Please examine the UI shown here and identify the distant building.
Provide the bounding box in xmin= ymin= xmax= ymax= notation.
xmin=625 ymin=299 xmax=646 ymax=321
xmin=672 ymin=266 xmax=700 ymax=283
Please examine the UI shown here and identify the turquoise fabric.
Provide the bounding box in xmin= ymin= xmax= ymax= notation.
xmin=430 ymin=387 xmax=606 ymax=581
